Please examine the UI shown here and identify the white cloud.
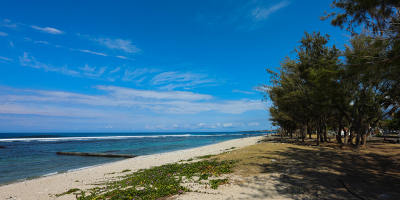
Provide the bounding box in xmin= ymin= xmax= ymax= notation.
xmin=105 ymin=126 xmax=113 ymax=129
xmin=0 ymin=102 xmax=111 ymax=118
xmin=79 ymin=64 xmax=106 ymax=77
xmin=78 ymin=49 xmax=108 ymax=56
xmin=116 ymin=55 xmax=129 ymax=59
xmin=122 ymin=68 xmax=148 ymax=81
xmin=223 ymin=123 xmax=245 ymax=128
xmin=0 ymin=86 xmax=265 ymax=117
xmin=19 ymin=52 xmax=79 ymax=76
xmin=0 ymin=19 xmax=18 ymax=29
xmin=9 ymin=41 xmax=14 ymax=47
xmin=248 ymin=122 xmax=259 ymax=126
xmin=167 ymin=122 xmax=247 ymax=130
xmin=145 ymin=125 xmax=166 ymax=129
xmin=151 ymin=71 xmax=216 ymax=90
xmin=31 ymin=25 xmax=64 ymax=34
xmin=110 ymin=67 xmax=121 ymax=74
xmin=94 ymin=37 xmax=141 ymax=53
xmin=0 ymin=56 xmax=13 ymax=62
xmin=0 ymin=31 xmax=8 ymax=36
xmin=95 ymin=85 xmax=213 ymax=101
xmin=251 ymin=1 xmax=290 ymax=21
xmin=232 ymin=89 xmax=254 ymax=94
xmin=79 ymin=64 xmax=96 ymax=72
xmin=196 ymin=1 xmax=290 ymax=31
xmin=34 ymin=41 xmax=49 ymax=44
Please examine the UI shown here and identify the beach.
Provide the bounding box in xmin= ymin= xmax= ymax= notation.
xmin=0 ymin=136 xmax=265 ymax=200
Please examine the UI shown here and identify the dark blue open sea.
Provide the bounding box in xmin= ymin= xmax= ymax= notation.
xmin=0 ymin=132 xmax=271 ymax=185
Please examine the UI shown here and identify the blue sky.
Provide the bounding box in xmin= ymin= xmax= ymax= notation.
xmin=0 ymin=0 xmax=347 ymax=132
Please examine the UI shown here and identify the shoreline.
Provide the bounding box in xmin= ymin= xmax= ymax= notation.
xmin=0 ymin=136 xmax=265 ymax=200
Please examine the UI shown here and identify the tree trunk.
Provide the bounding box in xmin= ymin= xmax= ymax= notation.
xmin=356 ymin=132 xmax=361 ymax=148
xmin=316 ymin=123 xmax=320 ymax=146
xmin=361 ymin=123 xmax=370 ymax=146
xmin=302 ymin=124 xmax=307 ymax=142
xmin=344 ymin=124 xmax=352 ymax=146
xmin=350 ymin=131 xmax=354 ymax=145
xmin=337 ymin=127 xmax=343 ymax=143
xmin=320 ymin=125 xmax=324 ymax=142
xmin=323 ymin=125 xmax=328 ymax=142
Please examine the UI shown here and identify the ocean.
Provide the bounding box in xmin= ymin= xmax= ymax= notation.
xmin=0 ymin=132 xmax=271 ymax=185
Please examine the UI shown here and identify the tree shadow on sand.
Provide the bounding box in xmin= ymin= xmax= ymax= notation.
xmin=244 ymin=144 xmax=400 ymax=200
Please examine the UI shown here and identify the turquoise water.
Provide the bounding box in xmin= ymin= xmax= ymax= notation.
xmin=0 ymin=132 xmax=271 ymax=185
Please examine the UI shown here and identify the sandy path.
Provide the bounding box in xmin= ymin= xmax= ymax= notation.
xmin=1 ymin=136 xmax=265 ymax=200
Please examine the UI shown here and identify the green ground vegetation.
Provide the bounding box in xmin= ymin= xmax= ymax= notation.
xmin=59 ymin=159 xmax=237 ymax=200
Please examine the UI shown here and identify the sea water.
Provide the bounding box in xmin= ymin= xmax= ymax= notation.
xmin=0 ymin=132 xmax=271 ymax=185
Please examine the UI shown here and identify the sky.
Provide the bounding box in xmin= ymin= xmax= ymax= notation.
xmin=0 ymin=0 xmax=348 ymax=132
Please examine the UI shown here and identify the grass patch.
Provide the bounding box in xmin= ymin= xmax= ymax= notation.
xmin=55 ymin=188 xmax=80 ymax=197
xmin=210 ymin=179 xmax=228 ymax=189
xmin=196 ymin=154 xmax=215 ymax=159
xmin=121 ymin=169 xmax=131 ymax=173
xmin=65 ymin=159 xmax=237 ymax=200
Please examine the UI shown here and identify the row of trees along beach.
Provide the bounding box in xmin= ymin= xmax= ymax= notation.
xmin=257 ymin=0 xmax=400 ymax=148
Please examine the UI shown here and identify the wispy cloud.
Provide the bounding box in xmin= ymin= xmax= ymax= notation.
xmin=248 ymin=122 xmax=259 ymax=126
xmin=196 ymin=1 xmax=290 ymax=31
xmin=34 ymin=41 xmax=49 ymax=44
xmin=95 ymin=85 xmax=213 ymax=101
xmin=122 ymin=68 xmax=148 ymax=82
xmin=251 ymin=1 xmax=290 ymax=21
xmin=78 ymin=49 xmax=108 ymax=56
xmin=151 ymin=71 xmax=216 ymax=90
xmin=31 ymin=25 xmax=64 ymax=34
xmin=9 ymin=41 xmax=14 ymax=48
xmin=19 ymin=52 xmax=79 ymax=76
xmin=79 ymin=64 xmax=96 ymax=72
xmin=79 ymin=64 xmax=107 ymax=77
xmin=165 ymin=122 xmax=249 ymax=130
xmin=93 ymin=37 xmax=141 ymax=53
xmin=0 ymin=19 xmax=19 ymax=29
xmin=0 ymin=85 xmax=265 ymax=117
xmin=0 ymin=31 xmax=8 ymax=36
xmin=145 ymin=125 xmax=166 ymax=130
xmin=222 ymin=123 xmax=244 ymax=128
xmin=232 ymin=89 xmax=254 ymax=94
xmin=0 ymin=56 xmax=13 ymax=62
xmin=110 ymin=67 xmax=121 ymax=74
xmin=116 ymin=55 xmax=129 ymax=59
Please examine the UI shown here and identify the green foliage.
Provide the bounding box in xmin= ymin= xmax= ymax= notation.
xmin=261 ymin=1 xmax=400 ymax=147
xmin=321 ymin=0 xmax=400 ymax=35
xmin=56 ymin=188 xmax=80 ymax=197
xmin=196 ymin=154 xmax=215 ymax=159
xmin=210 ymin=179 xmax=228 ymax=189
xmin=65 ymin=159 xmax=237 ymax=200
xmin=121 ymin=169 xmax=131 ymax=173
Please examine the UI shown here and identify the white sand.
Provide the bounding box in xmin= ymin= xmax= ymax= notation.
xmin=0 ymin=136 xmax=272 ymax=200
